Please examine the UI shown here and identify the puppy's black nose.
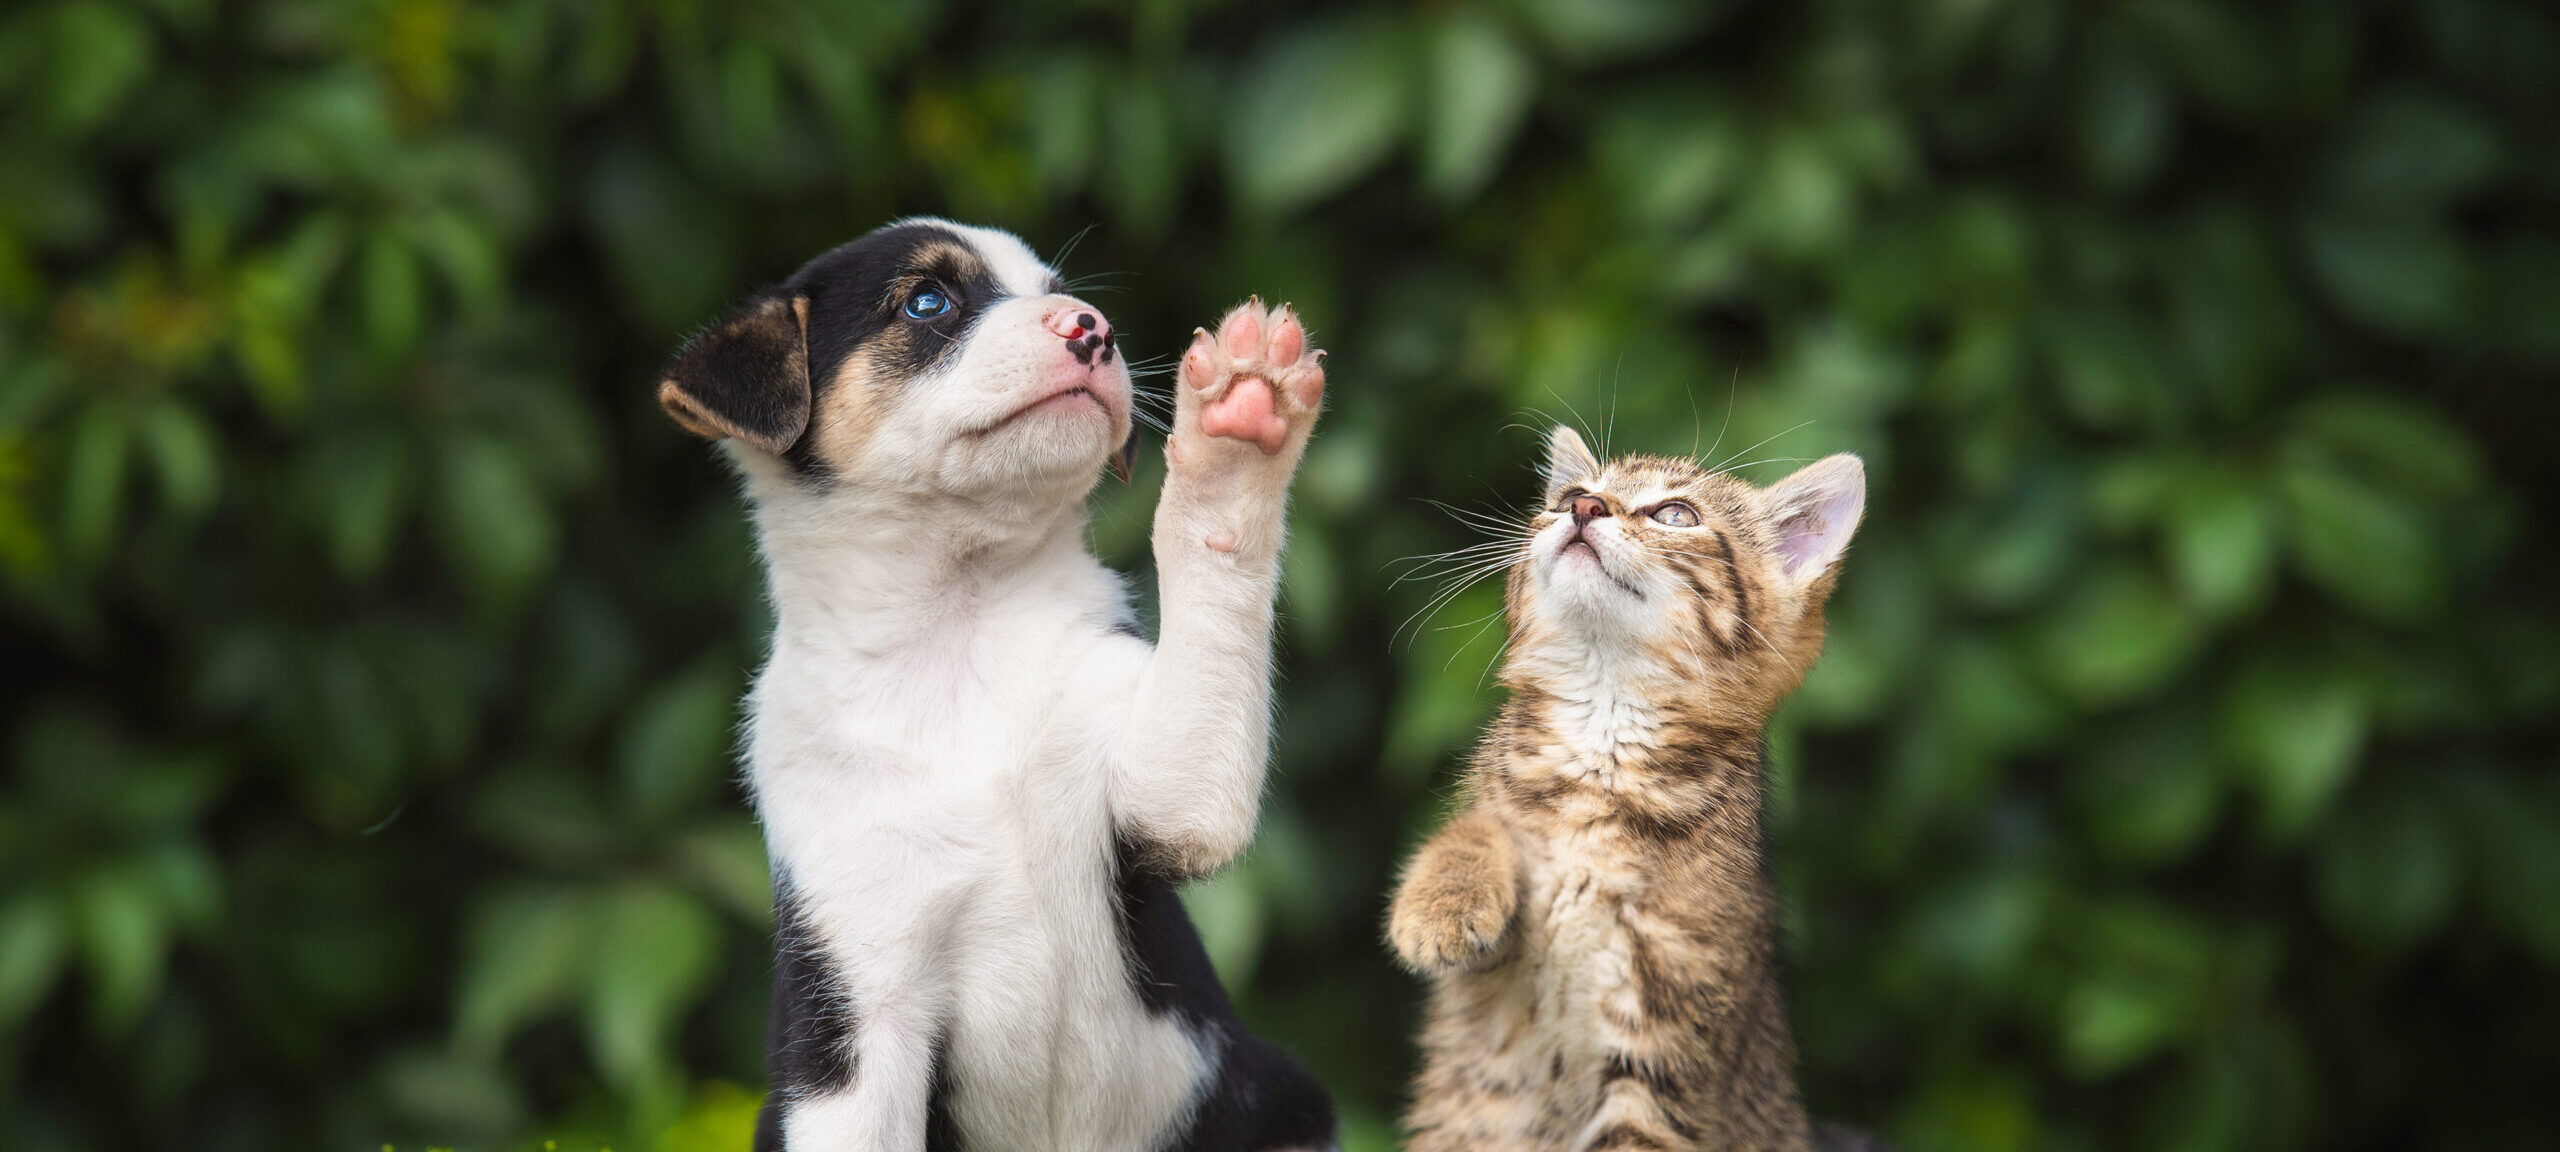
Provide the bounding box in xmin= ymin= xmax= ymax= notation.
xmin=1571 ymin=495 xmax=1607 ymax=526
xmin=1047 ymin=307 xmax=1116 ymax=366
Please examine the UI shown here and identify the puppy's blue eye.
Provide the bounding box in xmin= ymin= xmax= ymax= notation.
xmin=904 ymin=289 xmax=951 ymax=319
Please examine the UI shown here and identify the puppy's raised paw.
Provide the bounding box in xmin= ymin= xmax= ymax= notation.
xmin=1174 ymin=298 xmax=1325 ymax=464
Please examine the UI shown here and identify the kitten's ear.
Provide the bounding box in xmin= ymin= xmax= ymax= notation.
xmin=1543 ymin=425 xmax=1600 ymax=503
xmin=1761 ymin=454 xmax=1865 ymax=587
xmin=658 ymin=289 xmax=812 ymax=454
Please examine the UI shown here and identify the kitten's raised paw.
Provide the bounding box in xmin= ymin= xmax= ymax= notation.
xmin=1388 ymin=871 xmax=1515 ymax=975
xmin=1175 ymin=298 xmax=1325 ymax=459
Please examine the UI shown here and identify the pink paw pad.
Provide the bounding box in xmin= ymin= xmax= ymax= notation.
xmin=1181 ymin=298 xmax=1326 ymax=456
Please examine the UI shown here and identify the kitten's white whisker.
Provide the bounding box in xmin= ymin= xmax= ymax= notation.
xmin=1396 ymin=564 xmax=1513 ymax=650
xmin=1604 ymin=367 xmax=1621 ymax=458
xmin=1697 ymin=365 xmax=1740 ymax=463
xmin=1542 ymin=389 xmax=1604 ymax=464
xmin=1392 ymin=545 xmax=1526 ymax=583
xmin=1737 ymin=616 xmax=1799 ymax=679
xmin=1719 ymin=455 xmax=1812 ymax=476
xmin=1711 ymin=420 xmax=1814 ymax=475
xmin=1441 ymin=607 xmax=1510 ymax=676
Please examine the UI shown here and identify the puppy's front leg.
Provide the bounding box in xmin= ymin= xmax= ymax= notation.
xmin=1114 ymin=300 xmax=1326 ymax=878
xmin=775 ymin=984 xmax=946 ymax=1150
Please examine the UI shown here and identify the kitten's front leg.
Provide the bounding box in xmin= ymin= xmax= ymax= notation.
xmin=1388 ymin=807 xmax=1521 ymax=974
xmin=1114 ymin=300 xmax=1326 ymax=877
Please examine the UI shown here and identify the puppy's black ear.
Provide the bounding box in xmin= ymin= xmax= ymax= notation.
xmin=658 ymin=290 xmax=812 ymax=454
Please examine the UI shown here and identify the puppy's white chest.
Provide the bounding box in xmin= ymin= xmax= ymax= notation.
xmin=752 ymin=625 xmax=1092 ymax=859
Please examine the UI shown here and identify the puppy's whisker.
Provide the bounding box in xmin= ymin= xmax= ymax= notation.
xmin=1049 ymin=223 xmax=1098 ymax=271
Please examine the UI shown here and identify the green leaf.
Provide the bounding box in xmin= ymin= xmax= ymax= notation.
xmin=2076 ymin=32 xmax=2171 ymax=192
xmin=137 ymin=839 xmax=221 ymax=932
xmin=2162 ymin=468 xmax=2273 ymax=619
xmin=2314 ymin=796 xmax=2457 ymax=951
xmin=656 ymin=1081 xmax=765 ymax=1152
xmin=310 ymin=429 xmax=417 ymax=579
xmin=1381 ymin=581 xmax=1505 ymax=784
xmin=412 ymin=209 xmax=506 ymax=316
xmin=2077 ymin=712 xmax=2222 ymax=865
xmin=59 ymin=401 xmax=130 ymax=563
xmin=1419 ymin=14 xmax=1535 ymax=202
xmin=2455 ymin=774 xmax=2560 ymax=965
xmin=1182 ymin=864 xmax=1267 ymax=991
xmin=585 ymin=144 xmax=737 ymax=333
xmin=585 ymin=883 xmax=720 ymax=1092
xmin=1511 ymin=0 xmax=1718 ymax=64
xmin=0 ymin=894 xmax=66 ymax=1029
xmin=1938 ymin=638 xmax=2064 ymax=757
xmin=1736 ymin=130 xmax=1852 ymax=260
xmin=1899 ymin=1068 xmax=2035 ymax=1152
xmin=1789 ymin=538 xmax=1926 ymax=726
xmin=1226 ymin=19 xmax=1413 ymax=216
xmin=2287 ymin=394 xmax=2486 ymax=500
xmin=360 ymin=231 xmax=424 ymax=358
xmin=2043 ymin=309 xmax=2167 ymax=432
xmin=675 ymin=820 xmax=772 ymax=922
xmin=2059 ymin=902 xmax=2215 ymax=1077
xmin=618 ymin=658 xmax=740 ymax=823
xmin=2279 ymin=456 xmax=2440 ymax=622
xmin=714 ymin=41 xmax=787 ymax=170
xmin=2219 ymin=659 xmax=2367 ymax=838
xmin=1101 ymin=76 xmax=1178 ymax=236
xmin=73 ymin=865 xmax=169 ymax=1034
xmin=377 ymin=1047 xmax=526 ymax=1137
xmin=434 ymin=432 xmax=556 ymax=605
xmin=1281 ymin=512 xmax=1339 ymax=650
xmin=1907 ymin=869 xmax=2042 ymax=985
xmin=454 ymin=887 xmax=592 ymax=1057
xmin=2326 ymin=89 xmax=2501 ymax=210
xmin=45 ymin=1 xmax=156 ymax=133
xmin=1949 ymin=467 xmax=2080 ymax=610
xmin=2034 ymin=566 xmax=2200 ymax=706
xmin=136 ymin=400 xmax=219 ymax=519
xmin=2299 ymin=212 xmax=2471 ymax=339
xmin=2060 ymin=970 xmax=2181 ymax=1077
xmin=1027 ymin=56 xmax=1099 ymax=194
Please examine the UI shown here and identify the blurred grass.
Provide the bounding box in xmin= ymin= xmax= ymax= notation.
xmin=2 ymin=0 xmax=2556 ymax=1149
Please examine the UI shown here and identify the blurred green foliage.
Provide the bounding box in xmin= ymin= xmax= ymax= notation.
xmin=3 ymin=0 xmax=2557 ymax=1149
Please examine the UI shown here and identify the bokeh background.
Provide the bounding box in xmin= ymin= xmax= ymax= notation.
xmin=5 ymin=0 xmax=2558 ymax=1149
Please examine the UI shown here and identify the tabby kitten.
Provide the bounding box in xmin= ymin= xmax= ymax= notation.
xmin=1387 ymin=426 xmax=1874 ymax=1152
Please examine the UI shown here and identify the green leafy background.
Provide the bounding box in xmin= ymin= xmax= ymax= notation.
xmin=4 ymin=1 xmax=2555 ymax=1149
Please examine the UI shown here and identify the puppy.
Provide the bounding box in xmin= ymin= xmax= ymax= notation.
xmin=658 ymin=219 xmax=1335 ymax=1152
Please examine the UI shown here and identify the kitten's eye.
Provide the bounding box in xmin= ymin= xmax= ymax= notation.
xmin=1649 ymin=502 xmax=1700 ymax=527
xmin=903 ymin=287 xmax=952 ymax=319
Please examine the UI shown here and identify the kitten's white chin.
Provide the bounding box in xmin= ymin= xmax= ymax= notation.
xmin=1533 ymin=565 xmax=1653 ymax=643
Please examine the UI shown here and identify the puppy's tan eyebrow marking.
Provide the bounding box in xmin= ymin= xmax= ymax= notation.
xmin=876 ymin=241 xmax=997 ymax=311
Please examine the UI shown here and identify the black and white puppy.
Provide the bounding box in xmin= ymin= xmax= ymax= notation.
xmin=659 ymin=219 xmax=1335 ymax=1152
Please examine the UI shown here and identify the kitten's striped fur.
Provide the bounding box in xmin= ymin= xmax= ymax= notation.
xmin=1388 ymin=427 xmax=1874 ymax=1152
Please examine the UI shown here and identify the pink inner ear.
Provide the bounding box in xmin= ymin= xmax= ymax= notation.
xmin=1778 ymin=485 xmax=1860 ymax=577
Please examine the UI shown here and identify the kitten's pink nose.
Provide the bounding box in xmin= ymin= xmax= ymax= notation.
xmin=1571 ymin=495 xmax=1607 ymax=525
xmin=1047 ymin=306 xmax=1115 ymax=366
